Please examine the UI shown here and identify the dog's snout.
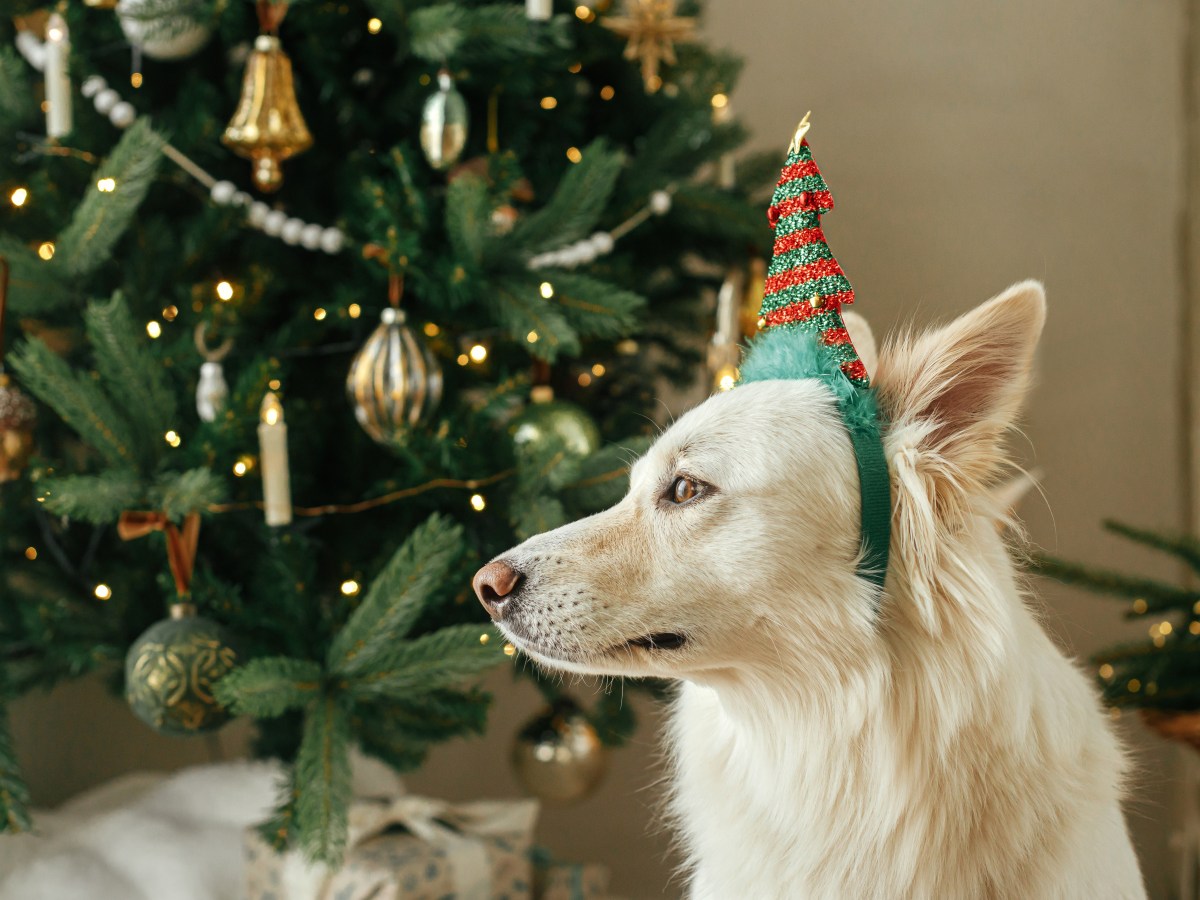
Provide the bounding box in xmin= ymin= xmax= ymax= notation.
xmin=473 ymin=559 xmax=524 ymax=620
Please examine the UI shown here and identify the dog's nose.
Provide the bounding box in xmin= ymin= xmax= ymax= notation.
xmin=473 ymin=559 xmax=524 ymax=620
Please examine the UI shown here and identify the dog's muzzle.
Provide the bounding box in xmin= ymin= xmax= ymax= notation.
xmin=473 ymin=559 xmax=524 ymax=621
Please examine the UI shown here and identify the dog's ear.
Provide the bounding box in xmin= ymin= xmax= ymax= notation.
xmin=874 ymin=281 xmax=1045 ymax=629
xmin=876 ymin=280 xmax=1045 ymax=474
xmin=841 ymin=311 xmax=878 ymax=380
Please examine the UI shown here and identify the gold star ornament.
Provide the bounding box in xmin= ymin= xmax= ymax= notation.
xmin=602 ymin=0 xmax=697 ymax=93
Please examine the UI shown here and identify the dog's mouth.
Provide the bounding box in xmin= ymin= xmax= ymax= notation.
xmin=620 ymin=632 xmax=688 ymax=653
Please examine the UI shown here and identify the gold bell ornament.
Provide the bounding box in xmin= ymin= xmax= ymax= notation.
xmin=221 ymin=0 xmax=312 ymax=193
xmin=346 ymin=273 xmax=443 ymax=445
xmin=0 ymin=258 xmax=35 ymax=483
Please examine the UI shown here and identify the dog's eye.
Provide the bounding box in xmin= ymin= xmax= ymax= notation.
xmin=670 ymin=476 xmax=699 ymax=504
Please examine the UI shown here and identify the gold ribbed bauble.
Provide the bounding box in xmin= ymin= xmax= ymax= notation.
xmin=221 ymin=34 xmax=313 ymax=192
xmin=0 ymin=374 xmax=36 ymax=483
xmin=124 ymin=603 xmax=239 ymax=736
xmin=346 ymin=307 xmax=443 ymax=445
xmin=512 ymin=698 xmax=608 ymax=803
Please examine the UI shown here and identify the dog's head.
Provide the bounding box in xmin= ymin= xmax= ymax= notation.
xmin=474 ymin=282 xmax=1046 ymax=681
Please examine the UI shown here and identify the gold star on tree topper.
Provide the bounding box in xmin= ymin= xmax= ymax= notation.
xmin=602 ymin=0 xmax=697 ymax=93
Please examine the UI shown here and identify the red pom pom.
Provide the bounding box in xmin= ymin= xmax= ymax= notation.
xmin=767 ymin=205 xmax=781 ymax=227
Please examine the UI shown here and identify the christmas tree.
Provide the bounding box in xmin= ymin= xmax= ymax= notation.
xmin=0 ymin=0 xmax=768 ymax=859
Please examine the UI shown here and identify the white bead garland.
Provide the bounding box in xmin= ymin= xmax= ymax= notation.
xmin=262 ymin=210 xmax=286 ymax=237
xmin=109 ymin=101 xmax=136 ymax=128
xmin=210 ymin=180 xmax=236 ymax=205
xmin=281 ymin=217 xmax=305 ymax=245
xmin=527 ymin=187 xmax=674 ymax=271
xmin=93 ymin=88 xmax=119 ymax=114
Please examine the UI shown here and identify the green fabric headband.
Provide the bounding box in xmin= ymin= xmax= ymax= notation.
xmin=738 ymin=117 xmax=892 ymax=595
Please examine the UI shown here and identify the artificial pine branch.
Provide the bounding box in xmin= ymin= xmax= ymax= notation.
xmin=344 ymin=624 xmax=502 ymax=699
xmin=0 ymin=236 xmax=74 ymax=315
xmin=0 ymin=48 xmax=35 ymax=132
xmin=445 ymin=174 xmax=490 ymax=268
xmin=1031 ymin=553 xmax=1199 ymax=613
xmin=38 ymin=471 xmax=142 ymax=524
xmin=562 ymin=438 xmax=651 ymax=511
xmin=0 ymin=700 xmax=32 ymax=834
xmin=548 ymin=273 xmax=646 ymax=338
xmin=294 ymin=695 xmax=352 ymax=865
xmin=409 ymin=3 xmax=563 ymax=63
xmin=1103 ymin=519 xmax=1200 ymax=575
xmin=153 ymin=469 xmax=227 ymax=520
xmin=55 ymin=119 xmax=164 ymax=279
xmin=512 ymin=140 xmax=626 ymax=252
xmin=513 ymin=495 xmax=569 ymax=542
xmin=493 ymin=278 xmax=580 ymax=362
xmin=214 ymin=657 xmax=323 ymax=718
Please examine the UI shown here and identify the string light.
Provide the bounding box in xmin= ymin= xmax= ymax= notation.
xmin=1161 ymin=621 xmax=1174 ymax=635
xmin=527 ymin=331 xmax=539 ymax=343
xmin=504 ymin=643 xmax=516 ymax=656
xmin=711 ymin=92 xmax=729 ymax=109
xmin=347 ymin=303 xmax=362 ymax=319
xmin=367 ymin=16 xmax=382 ymax=33
xmin=468 ymin=344 xmax=488 ymax=363
xmin=94 ymin=583 xmax=112 ymax=600
xmin=469 ymin=493 xmax=486 ymax=511
xmin=146 ymin=321 xmax=162 ymax=339
xmin=574 ymin=4 xmax=595 ymax=21
xmin=24 ymin=547 xmax=37 ymax=561
xmin=37 ymin=241 xmax=55 ymax=260
xmin=1190 ymin=622 xmax=1200 ymax=635
xmin=568 ymin=62 xmax=583 ymax=73
xmin=1131 ymin=598 xmax=1147 ymax=613
xmin=96 ymin=177 xmax=116 ymax=192
xmin=600 ymin=86 xmax=615 ymax=101
xmin=10 ymin=187 xmax=28 ymax=207
xmin=340 ymin=579 xmax=361 ymax=596
xmin=424 ymin=323 xmax=440 ymax=337
xmin=479 ymin=632 xmax=490 ymax=644
xmin=566 ymin=146 xmax=582 ymax=163
xmin=162 ymin=305 xmax=179 ymax=321
xmin=578 ymin=373 xmax=592 ymax=387
xmin=540 ymin=96 xmax=558 ymax=110
xmin=130 ymin=72 xmax=143 ymax=89
xmin=268 ymin=379 xmax=282 ymax=391
xmin=1098 ymin=664 xmax=1113 ymax=680
xmin=591 ymin=363 xmax=606 ymax=376
xmin=457 ymin=354 xmax=469 ymax=366
xmin=314 ymin=307 xmax=327 ymax=321
xmin=215 ymin=280 xmax=234 ymax=301
xmin=165 ymin=430 xmax=182 ymax=448
xmin=1127 ymin=678 xmax=1141 ymax=692
xmin=233 ymin=460 xmax=248 ymax=476
xmin=539 ymin=281 xmax=554 ymax=299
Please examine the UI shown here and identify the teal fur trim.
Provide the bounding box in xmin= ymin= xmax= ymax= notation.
xmin=740 ymin=328 xmax=892 ymax=596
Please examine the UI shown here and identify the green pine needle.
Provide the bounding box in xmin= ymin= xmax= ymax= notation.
xmin=494 ymin=277 xmax=580 ymax=362
xmin=213 ymin=657 xmax=323 ymax=718
xmin=546 ymin=273 xmax=646 ymax=339
xmin=0 ymin=700 xmax=32 ymax=834
xmin=345 ymin=623 xmax=503 ymax=700
xmin=295 ymin=694 xmax=352 ymax=865
xmin=39 ymin=471 xmax=143 ymax=524
xmin=154 ymin=468 xmax=228 ymax=519
xmin=513 ymin=139 xmax=625 ymax=252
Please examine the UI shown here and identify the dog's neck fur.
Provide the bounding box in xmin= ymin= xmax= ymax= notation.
xmin=668 ymin=510 xmax=1138 ymax=899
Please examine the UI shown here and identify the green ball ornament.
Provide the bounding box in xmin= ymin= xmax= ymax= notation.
xmin=511 ymin=389 xmax=601 ymax=460
xmin=124 ymin=603 xmax=239 ymax=736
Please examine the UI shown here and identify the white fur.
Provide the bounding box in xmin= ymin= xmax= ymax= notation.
xmin=487 ymin=282 xmax=1146 ymax=899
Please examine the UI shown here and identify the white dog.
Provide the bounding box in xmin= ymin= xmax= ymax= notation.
xmin=475 ymin=282 xmax=1146 ymax=899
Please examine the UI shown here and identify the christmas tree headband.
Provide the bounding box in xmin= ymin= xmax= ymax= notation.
xmin=739 ymin=114 xmax=892 ymax=594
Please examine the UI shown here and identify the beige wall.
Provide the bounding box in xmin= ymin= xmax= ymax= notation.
xmin=10 ymin=1 xmax=1193 ymax=897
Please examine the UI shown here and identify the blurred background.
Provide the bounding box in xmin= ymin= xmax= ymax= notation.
xmin=7 ymin=0 xmax=1195 ymax=897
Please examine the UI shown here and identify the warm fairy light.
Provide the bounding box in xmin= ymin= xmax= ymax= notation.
xmin=130 ymin=72 xmax=143 ymax=89
xmin=715 ymin=363 xmax=738 ymax=392
xmin=94 ymin=583 xmax=112 ymax=600
xmin=419 ymin=73 xmax=431 ymax=86
xmin=566 ymin=146 xmax=582 ymax=163
xmin=216 ymin=280 xmax=234 ymax=301
xmin=647 ymin=74 xmax=663 ymax=92
xmin=504 ymin=643 xmax=516 ymax=657
xmin=470 ymin=493 xmax=486 ymax=511
xmin=10 ymin=187 xmax=28 ymax=207
xmin=568 ymin=62 xmax=583 ymax=74
xmin=574 ymin=4 xmax=595 ymax=21
xmin=341 ymin=579 xmax=361 ymax=596
xmin=162 ymin=305 xmax=179 ymax=321
xmin=1132 ymin=598 xmax=1147 ymax=613
xmin=24 ymin=547 xmax=37 ymax=561
xmin=617 ymin=338 xmax=637 ymax=355
xmin=347 ymin=303 xmax=362 ymax=318
xmin=268 ymin=379 xmax=282 ymax=391
xmin=578 ymin=373 xmax=592 ymax=387
xmin=165 ymin=430 xmax=182 ymax=447
xmin=1191 ymin=622 xmax=1200 ymax=635
xmin=424 ymin=323 xmax=440 ymax=337
xmin=599 ymin=85 xmax=615 ymax=101
xmin=1146 ymin=682 xmax=1159 ymax=695
xmin=233 ymin=460 xmax=248 ymax=476
xmin=711 ymin=92 xmax=729 ymax=109
xmin=96 ymin=177 xmax=116 ymax=192
xmin=457 ymin=353 xmax=469 ymax=366
xmin=261 ymin=392 xmax=284 ymax=426
xmin=540 ymin=96 xmax=558 ymax=110
xmin=469 ymin=344 xmax=488 ymax=363
xmin=1098 ymin=664 xmax=1113 ymax=680
xmin=314 ymin=308 xmax=327 ymax=321
xmin=1161 ymin=621 xmax=1173 ymax=635
xmin=37 ymin=241 xmax=55 ymax=260
xmin=146 ymin=321 xmax=162 ymax=339
xmin=367 ymin=16 xmax=382 ymax=33
xmin=1127 ymin=678 xmax=1141 ymax=692
xmin=479 ymin=632 xmax=490 ymax=644
xmin=591 ymin=363 xmax=606 ymax=376
xmin=527 ymin=331 xmax=539 ymax=343
xmin=539 ymin=281 xmax=554 ymax=299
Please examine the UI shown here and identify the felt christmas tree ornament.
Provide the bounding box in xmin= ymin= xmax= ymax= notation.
xmin=740 ymin=114 xmax=892 ymax=593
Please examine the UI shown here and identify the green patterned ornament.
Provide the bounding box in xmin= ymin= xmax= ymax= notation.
xmin=125 ymin=603 xmax=239 ymax=735
xmin=511 ymin=386 xmax=601 ymax=460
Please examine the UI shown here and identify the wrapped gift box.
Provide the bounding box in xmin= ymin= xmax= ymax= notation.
xmin=245 ymin=795 xmax=539 ymax=900
xmin=533 ymin=855 xmax=611 ymax=900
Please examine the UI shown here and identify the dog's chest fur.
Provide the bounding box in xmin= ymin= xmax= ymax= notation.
xmin=666 ymin=528 xmax=1144 ymax=899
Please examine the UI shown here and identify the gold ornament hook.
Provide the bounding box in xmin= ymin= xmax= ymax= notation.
xmin=193 ymin=322 xmax=234 ymax=363
xmin=788 ymin=111 xmax=812 ymax=154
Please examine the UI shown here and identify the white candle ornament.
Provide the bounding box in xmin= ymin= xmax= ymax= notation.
xmin=44 ymin=14 xmax=72 ymax=138
xmin=526 ymin=0 xmax=553 ymax=20
xmin=257 ymin=392 xmax=293 ymax=527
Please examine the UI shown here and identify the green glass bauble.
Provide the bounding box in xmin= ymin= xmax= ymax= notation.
xmin=511 ymin=396 xmax=601 ymax=460
xmin=124 ymin=604 xmax=239 ymax=736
